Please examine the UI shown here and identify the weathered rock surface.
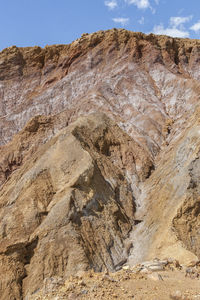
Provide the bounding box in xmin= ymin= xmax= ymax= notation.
xmin=1 ymin=29 xmax=200 ymax=157
xmin=1 ymin=29 xmax=200 ymax=299
xmin=0 ymin=113 xmax=153 ymax=299
xmin=128 ymin=107 xmax=200 ymax=266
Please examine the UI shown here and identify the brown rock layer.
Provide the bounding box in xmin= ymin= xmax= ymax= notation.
xmin=0 ymin=113 xmax=152 ymax=299
xmin=1 ymin=29 xmax=200 ymax=299
xmin=128 ymin=107 xmax=200 ymax=266
xmin=1 ymin=29 xmax=200 ymax=157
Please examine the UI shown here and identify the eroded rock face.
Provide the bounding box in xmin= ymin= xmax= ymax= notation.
xmin=1 ymin=29 xmax=200 ymax=158
xmin=173 ymin=156 xmax=200 ymax=258
xmin=1 ymin=30 xmax=200 ymax=299
xmin=128 ymin=108 xmax=200 ymax=266
xmin=0 ymin=113 xmax=152 ymax=299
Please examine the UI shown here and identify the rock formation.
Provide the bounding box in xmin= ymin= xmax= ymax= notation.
xmin=0 ymin=29 xmax=200 ymax=299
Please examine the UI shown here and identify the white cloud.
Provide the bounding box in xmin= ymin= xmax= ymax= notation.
xmin=153 ymin=24 xmax=189 ymax=38
xmin=154 ymin=0 xmax=159 ymax=4
xmin=138 ymin=16 xmax=145 ymax=25
xmin=152 ymin=15 xmax=193 ymax=38
xmin=190 ymin=21 xmax=200 ymax=33
xmin=112 ymin=17 xmax=129 ymax=26
xmin=169 ymin=16 xmax=193 ymax=28
xmin=125 ymin=0 xmax=150 ymax=9
xmin=105 ymin=0 xmax=118 ymax=10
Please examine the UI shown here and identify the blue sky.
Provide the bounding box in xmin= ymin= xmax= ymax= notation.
xmin=0 ymin=0 xmax=200 ymax=51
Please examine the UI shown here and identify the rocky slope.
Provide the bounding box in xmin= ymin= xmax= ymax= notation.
xmin=29 ymin=259 xmax=200 ymax=300
xmin=0 ymin=29 xmax=200 ymax=299
xmin=1 ymin=29 xmax=200 ymax=154
xmin=0 ymin=113 xmax=153 ymax=299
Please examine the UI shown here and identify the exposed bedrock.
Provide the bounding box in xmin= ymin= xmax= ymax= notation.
xmin=1 ymin=29 xmax=200 ymax=299
xmin=0 ymin=113 xmax=153 ymax=299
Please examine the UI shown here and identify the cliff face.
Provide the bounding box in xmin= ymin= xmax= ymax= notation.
xmin=1 ymin=29 xmax=200 ymax=299
xmin=1 ymin=29 xmax=200 ymax=152
xmin=0 ymin=113 xmax=144 ymax=299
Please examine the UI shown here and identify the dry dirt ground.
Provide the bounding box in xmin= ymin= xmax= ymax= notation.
xmin=30 ymin=260 xmax=200 ymax=300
